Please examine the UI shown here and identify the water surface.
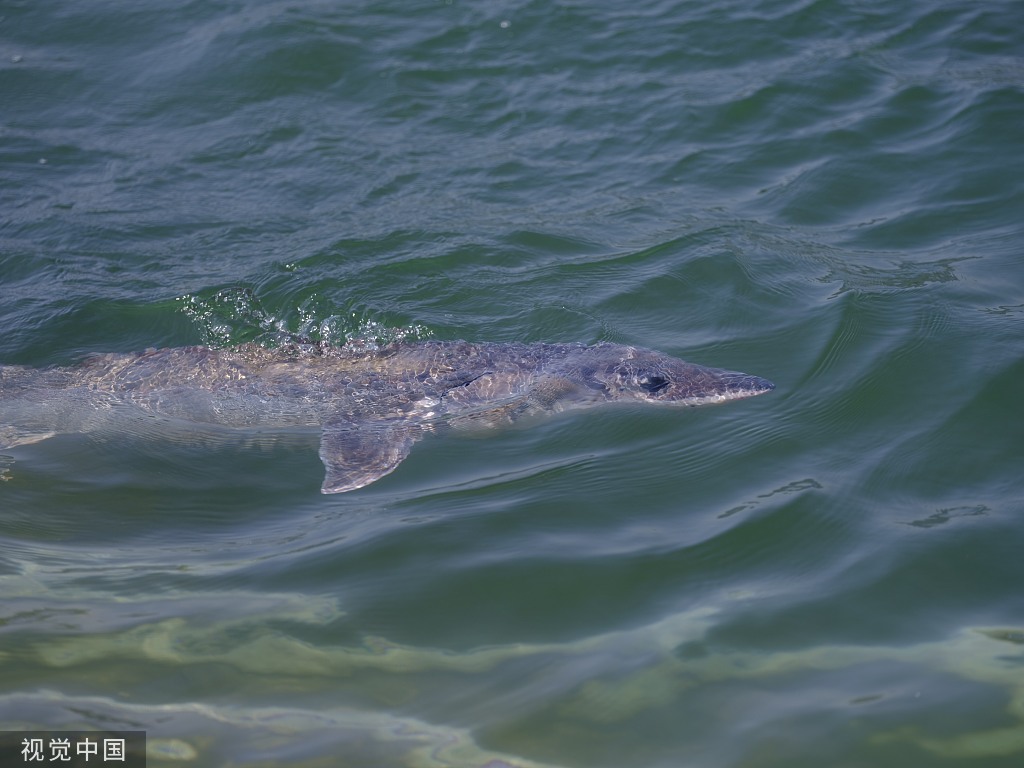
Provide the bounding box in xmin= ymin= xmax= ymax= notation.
xmin=2 ymin=1 xmax=1023 ymax=766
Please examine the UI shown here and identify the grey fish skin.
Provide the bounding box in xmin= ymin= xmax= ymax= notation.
xmin=0 ymin=340 xmax=774 ymax=493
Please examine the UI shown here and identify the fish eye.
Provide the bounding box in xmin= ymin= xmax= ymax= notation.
xmin=639 ymin=374 xmax=669 ymax=393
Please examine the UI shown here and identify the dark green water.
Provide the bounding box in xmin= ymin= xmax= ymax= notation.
xmin=2 ymin=1 xmax=1023 ymax=766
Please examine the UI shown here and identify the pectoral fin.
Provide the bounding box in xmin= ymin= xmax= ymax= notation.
xmin=318 ymin=422 xmax=420 ymax=494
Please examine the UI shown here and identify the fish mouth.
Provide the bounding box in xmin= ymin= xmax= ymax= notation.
xmin=723 ymin=373 xmax=775 ymax=398
xmin=677 ymin=371 xmax=775 ymax=405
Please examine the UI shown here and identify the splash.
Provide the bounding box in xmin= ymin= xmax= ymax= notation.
xmin=175 ymin=286 xmax=431 ymax=349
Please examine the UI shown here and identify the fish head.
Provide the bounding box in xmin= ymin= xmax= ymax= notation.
xmin=590 ymin=344 xmax=774 ymax=406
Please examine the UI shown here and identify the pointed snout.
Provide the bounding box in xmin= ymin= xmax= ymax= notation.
xmin=716 ymin=370 xmax=775 ymax=399
xmin=671 ymin=364 xmax=775 ymax=405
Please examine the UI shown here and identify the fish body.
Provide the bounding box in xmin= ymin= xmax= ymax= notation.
xmin=0 ymin=340 xmax=774 ymax=493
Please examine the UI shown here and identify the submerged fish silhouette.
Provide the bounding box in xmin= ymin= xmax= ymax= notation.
xmin=0 ymin=340 xmax=773 ymax=493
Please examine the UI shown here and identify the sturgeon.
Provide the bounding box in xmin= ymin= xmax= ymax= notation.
xmin=0 ymin=340 xmax=774 ymax=493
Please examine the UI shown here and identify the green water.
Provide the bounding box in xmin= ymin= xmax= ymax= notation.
xmin=2 ymin=1 xmax=1023 ymax=766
